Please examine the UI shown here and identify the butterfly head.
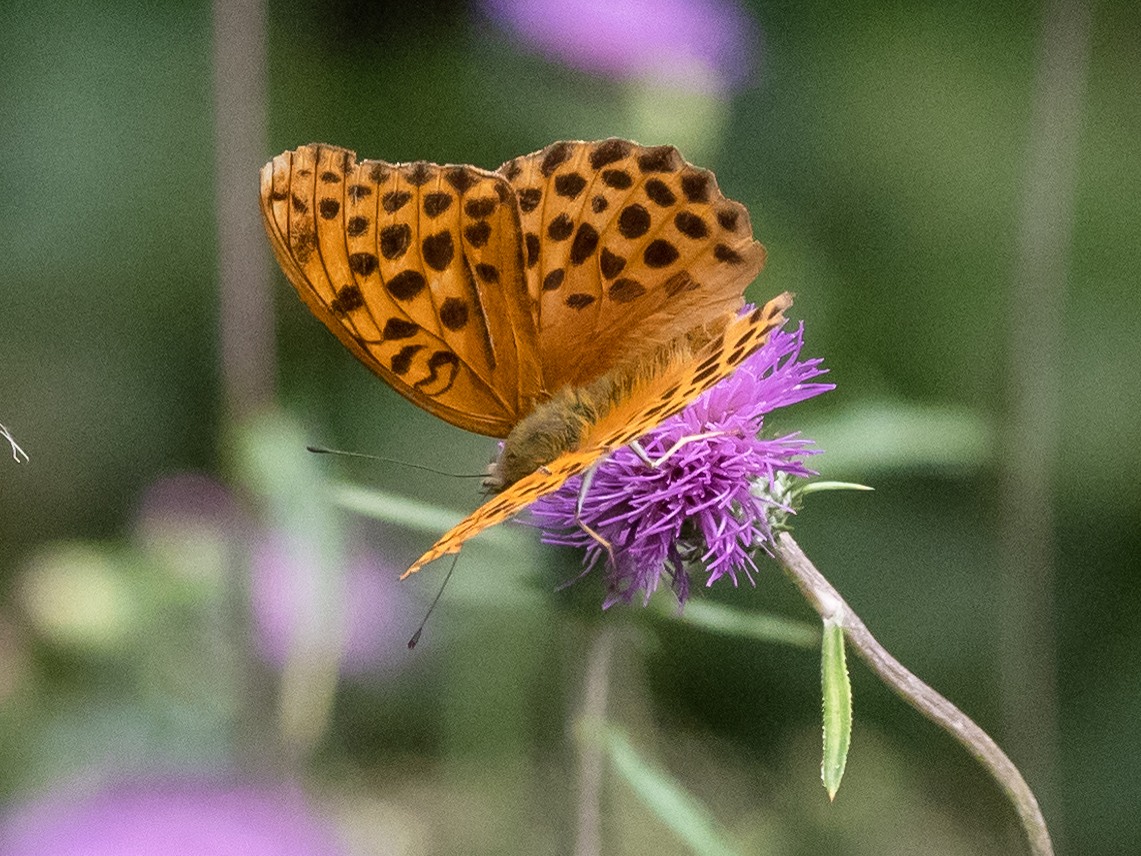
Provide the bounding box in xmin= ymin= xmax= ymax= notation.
xmin=484 ymin=385 xmax=605 ymax=491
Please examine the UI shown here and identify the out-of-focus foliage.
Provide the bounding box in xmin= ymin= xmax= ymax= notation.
xmin=1 ymin=0 xmax=1137 ymax=853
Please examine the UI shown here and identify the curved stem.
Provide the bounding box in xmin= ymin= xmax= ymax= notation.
xmin=774 ymin=532 xmax=1053 ymax=856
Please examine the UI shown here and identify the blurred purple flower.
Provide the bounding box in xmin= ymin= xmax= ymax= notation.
xmin=132 ymin=473 xmax=241 ymax=582
xmin=134 ymin=473 xmax=238 ymax=534
xmin=0 ymin=779 xmax=344 ymax=856
xmin=529 ymin=322 xmax=833 ymax=607
xmin=132 ymin=474 xmax=413 ymax=674
xmin=481 ymin=0 xmax=760 ymax=93
xmin=250 ymin=531 xmax=410 ymax=676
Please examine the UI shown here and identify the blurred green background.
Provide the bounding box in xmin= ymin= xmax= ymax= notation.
xmin=1 ymin=0 xmax=1137 ymax=853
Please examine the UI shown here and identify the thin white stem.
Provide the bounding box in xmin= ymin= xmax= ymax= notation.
xmin=1 ymin=423 xmax=29 ymax=463
xmin=629 ymin=429 xmax=740 ymax=469
xmin=575 ymin=462 xmax=616 ymax=565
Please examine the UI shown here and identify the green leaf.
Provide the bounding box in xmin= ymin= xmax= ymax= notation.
xmin=800 ymin=480 xmax=875 ymax=494
xmin=603 ymin=725 xmax=741 ymax=856
xmin=820 ymin=616 xmax=853 ymax=800
xmin=656 ymin=598 xmax=819 ymax=648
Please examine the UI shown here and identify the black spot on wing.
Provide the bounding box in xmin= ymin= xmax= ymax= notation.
xmin=540 ymin=142 xmax=574 ymax=176
xmin=716 ymin=207 xmax=740 ymax=231
xmin=599 ymin=249 xmax=625 ymax=279
xmin=602 ymin=169 xmax=633 ymax=190
xmin=475 ymin=263 xmax=499 ymax=283
xmin=422 ymin=231 xmax=454 ymax=270
xmin=464 ymin=197 xmax=498 ymax=218
xmin=402 ymin=161 xmax=434 ymax=186
xmin=387 ymin=270 xmax=427 ymax=300
xmin=380 ymin=224 xmax=411 ymax=259
xmin=680 ymin=171 xmax=711 ymax=203
xmin=445 ymin=168 xmax=479 ymax=194
xmin=608 ymin=278 xmax=645 ymax=303
xmin=383 ymin=190 xmax=412 ymax=213
xmin=423 ymin=192 xmax=452 ymax=218
xmin=618 ymin=204 xmax=650 ymax=239
xmin=331 ymin=285 xmax=365 ymax=314
xmin=555 ymin=172 xmax=587 ymax=199
xmin=518 ymin=187 xmax=542 ymax=213
xmin=674 ymin=211 xmax=708 ymax=239
xmin=382 ymin=317 xmax=418 ymax=339
xmin=414 ymin=350 xmax=461 ymax=393
xmin=542 ymin=269 xmax=565 ymax=291
xmin=644 ymin=179 xmax=676 ymax=207
xmin=439 ymin=297 xmax=469 ymax=331
xmin=464 ymin=221 xmax=491 ymax=247
xmin=547 ymin=214 xmax=574 ymax=241
xmin=643 ymin=239 xmax=679 ymax=268
xmin=714 ymin=243 xmax=745 ymax=265
xmin=569 ymin=223 xmax=599 ymax=264
xmin=349 ymin=253 xmax=379 ymax=276
xmin=589 ymin=139 xmax=632 ymax=168
xmin=347 ymin=183 xmax=372 ymax=201
xmin=637 ymin=146 xmax=680 ymax=173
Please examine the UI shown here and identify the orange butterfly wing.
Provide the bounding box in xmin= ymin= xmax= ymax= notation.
xmin=400 ymin=293 xmax=793 ymax=578
xmin=260 ymin=144 xmax=543 ymax=437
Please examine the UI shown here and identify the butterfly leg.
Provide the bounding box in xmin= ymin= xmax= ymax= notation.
xmin=627 ymin=429 xmax=744 ymax=470
xmin=575 ymin=461 xmax=617 ymax=567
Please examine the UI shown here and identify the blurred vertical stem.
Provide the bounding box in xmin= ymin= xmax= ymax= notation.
xmin=574 ymin=625 xmax=616 ymax=856
xmin=775 ymin=533 xmax=1053 ymax=856
xmin=214 ymin=0 xmax=273 ymax=420
xmin=1000 ymin=0 xmax=1091 ymax=831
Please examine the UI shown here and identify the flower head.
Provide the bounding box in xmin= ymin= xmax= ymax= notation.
xmin=480 ymin=0 xmax=759 ymax=94
xmin=528 ymin=321 xmax=832 ymax=607
xmin=0 ymin=778 xmax=344 ymax=856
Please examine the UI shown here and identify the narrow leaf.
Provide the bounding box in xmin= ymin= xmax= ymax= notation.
xmin=656 ymin=598 xmax=819 ymax=648
xmin=821 ymin=616 xmax=852 ymax=800
xmin=603 ymin=726 xmax=740 ymax=856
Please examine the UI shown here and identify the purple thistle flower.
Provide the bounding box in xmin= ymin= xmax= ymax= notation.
xmin=479 ymin=0 xmax=760 ymax=94
xmin=528 ymin=320 xmax=833 ymax=607
xmin=0 ymin=778 xmax=345 ymax=856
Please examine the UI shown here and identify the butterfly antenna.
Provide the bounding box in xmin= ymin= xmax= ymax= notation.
xmin=407 ymin=552 xmax=461 ymax=649
xmin=306 ymin=445 xmax=483 ymax=479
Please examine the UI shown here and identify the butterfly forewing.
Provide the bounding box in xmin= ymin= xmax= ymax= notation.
xmin=260 ymin=144 xmax=542 ymax=437
xmin=499 ymin=139 xmax=766 ymax=391
xmin=581 ymin=292 xmax=793 ymax=449
xmin=400 ymin=446 xmax=602 ymax=578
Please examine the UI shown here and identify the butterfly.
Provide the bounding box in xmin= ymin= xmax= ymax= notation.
xmin=260 ymin=139 xmax=792 ymax=579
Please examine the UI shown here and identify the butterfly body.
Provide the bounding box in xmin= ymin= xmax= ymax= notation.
xmin=487 ymin=309 xmax=742 ymax=490
xmin=260 ymin=139 xmax=791 ymax=576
